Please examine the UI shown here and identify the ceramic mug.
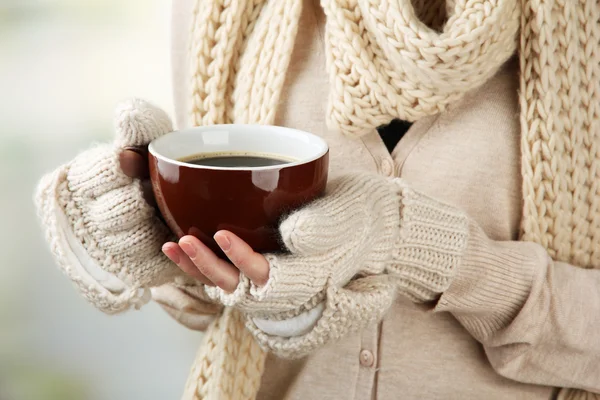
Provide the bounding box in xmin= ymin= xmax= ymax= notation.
xmin=148 ymin=124 xmax=329 ymax=256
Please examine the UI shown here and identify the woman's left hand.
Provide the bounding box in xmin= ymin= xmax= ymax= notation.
xmin=162 ymin=231 xmax=270 ymax=293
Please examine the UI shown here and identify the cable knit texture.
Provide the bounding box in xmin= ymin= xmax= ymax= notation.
xmin=34 ymin=99 xmax=179 ymax=313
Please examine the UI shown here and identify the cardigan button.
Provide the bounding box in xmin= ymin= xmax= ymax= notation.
xmin=359 ymin=349 xmax=375 ymax=367
xmin=381 ymin=158 xmax=395 ymax=177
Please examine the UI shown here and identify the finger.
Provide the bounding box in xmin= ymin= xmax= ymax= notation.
xmin=178 ymin=236 xmax=240 ymax=292
xmin=162 ymin=242 xmax=214 ymax=286
xmin=214 ymin=231 xmax=270 ymax=286
xmin=114 ymin=98 xmax=173 ymax=148
xmin=119 ymin=148 xmax=150 ymax=179
xmin=140 ymin=180 xmax=157 ymax=208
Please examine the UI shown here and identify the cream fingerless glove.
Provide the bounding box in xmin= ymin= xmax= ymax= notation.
xmin=205 ymin=173 xmax=471 ymax=358
xmin=35 ymin=99 xmax=183 ymax=314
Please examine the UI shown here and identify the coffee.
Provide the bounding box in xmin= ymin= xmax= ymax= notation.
xmin=180 ymin=152 xmax=294 ymax=168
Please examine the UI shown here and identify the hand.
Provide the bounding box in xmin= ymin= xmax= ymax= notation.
xmin=36 ymin=98 xmax=181 ymax=313
xmin=160 ymin=173 xmax=470 ymax=358
xmin=164 ymin=174 xmax=403 ymax=318
xmin=118 ymin=146 xmax=156 ymax=207
xmin=162 ymin=231 xmax=270 ymax=290
xmin=163 ymin=231 xmax=327 ymax=338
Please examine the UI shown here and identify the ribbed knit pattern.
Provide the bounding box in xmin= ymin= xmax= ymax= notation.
xmin=436 ymin=222 xmax=542 ymax=340
xmin=392 ymin=184 xmax=469 ymax=301
xmin=34 ymin=99 xmax=179 ymax=314
xmin=518 ymin=2 xmax=600 ymax=398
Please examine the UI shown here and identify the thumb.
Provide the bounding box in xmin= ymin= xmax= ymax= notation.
xmin=279 ymin=204 xmax=350 ymax=256
xmin=114 ymin=98 xmax=173 ymax=148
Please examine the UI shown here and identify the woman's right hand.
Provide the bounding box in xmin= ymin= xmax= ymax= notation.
xmin=35 ymin=99 xmax=186 ymax=314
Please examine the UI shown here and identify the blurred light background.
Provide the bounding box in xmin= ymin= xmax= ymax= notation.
xmin=0 ymin=1 xmax=203 ymax=399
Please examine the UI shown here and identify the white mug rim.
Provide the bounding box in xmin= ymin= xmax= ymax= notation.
xmin=148 ymin=124 xmax=329 ymax=171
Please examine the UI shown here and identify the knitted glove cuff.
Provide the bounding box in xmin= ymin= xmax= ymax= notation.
xmin=204 ymin=265 xmax=328 ymax=321
xmin=35 ymin=99 xmax=179 ymax=313
xmin=59 ymin=160 xmax=174 ymax=287
xmin=390 ymin=181 xmax=470 ymax=302
xmin=245 ymin=276 xmax=396 ymax=359
xmin=36 ymin=168 xmax=155 ymax=313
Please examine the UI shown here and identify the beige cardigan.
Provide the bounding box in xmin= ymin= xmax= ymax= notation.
xmin=150 ymin=0 xmax=600 ymax=398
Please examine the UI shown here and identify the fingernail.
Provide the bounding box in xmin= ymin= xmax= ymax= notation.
xmin=214 ymin=234 xmax=231 ymax=252
xmin=163 ymin=247 xmax=180 ymax=264
xmin=179 ymin=241 xmax=197 ymax=258
xmin=123 ymin=146 xmax=148 ymax=156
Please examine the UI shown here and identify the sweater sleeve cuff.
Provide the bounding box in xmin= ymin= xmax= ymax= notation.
xmin=389 ymin=183 xmax=470 ymax=302
xmin=435 ymin=222 xmax=542 ymax=341
xmin=151 ymin=283 xmax=221 ymax=331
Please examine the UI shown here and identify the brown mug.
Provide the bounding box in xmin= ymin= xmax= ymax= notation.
xmin=148 ymin=124 xmax=329 ymax=256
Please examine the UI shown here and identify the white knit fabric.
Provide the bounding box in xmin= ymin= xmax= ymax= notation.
xmin=247 ymin=275 xmax=396 ymax=359
xmin=322 ymin=0 xmax=519 ymax=137
xmin=35 ymin=99 xmax=180 ymax=314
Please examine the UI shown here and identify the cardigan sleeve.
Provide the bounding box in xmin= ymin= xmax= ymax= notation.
xmin=435 ymin=221 xmax=600 ymax=393
xmin=151 ymin=283 xmax=222 ymax=332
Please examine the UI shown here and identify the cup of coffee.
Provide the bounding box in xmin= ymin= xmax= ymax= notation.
xmin=148 ymin=124 xmax=329 ymax=256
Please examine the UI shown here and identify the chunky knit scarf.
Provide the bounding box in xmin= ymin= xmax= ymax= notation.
xmin=181 ymin=0 xmax=600 ymax=399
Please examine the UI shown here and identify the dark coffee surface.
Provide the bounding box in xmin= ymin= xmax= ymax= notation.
xmin=180 ymin=152 xmax=292 ymax=167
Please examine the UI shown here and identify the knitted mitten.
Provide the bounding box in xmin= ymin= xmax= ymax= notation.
xmin=35 ymin=99 xmax=181 ymax=314
xmin=205 ymin=173 xmax=471 ymax=357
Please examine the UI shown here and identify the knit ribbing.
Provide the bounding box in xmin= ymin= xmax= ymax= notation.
xmin=436 ymin=222 xmax=542 ymax=341
xmin=391 ymin=182 xmax=470 ymax=302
